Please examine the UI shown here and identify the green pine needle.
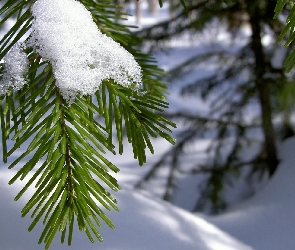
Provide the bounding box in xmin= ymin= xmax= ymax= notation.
xmin=0 ymin=0 xmax=176 ymax=249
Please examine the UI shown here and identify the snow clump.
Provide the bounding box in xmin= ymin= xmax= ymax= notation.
xmin=0 ymin=43 xmax=29 ymax=95
xmin=1 ymin=0 xmax=142 ymax=103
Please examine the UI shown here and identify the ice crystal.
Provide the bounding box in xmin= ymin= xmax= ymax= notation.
xmin=1 ymin=0 xmax=142 ymax=103
xmin=0 ymin=43 xmax=29 ymax=95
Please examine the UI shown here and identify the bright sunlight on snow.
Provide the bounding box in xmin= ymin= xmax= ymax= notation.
xmin=0 ymin=169 xmax=252 ymax=250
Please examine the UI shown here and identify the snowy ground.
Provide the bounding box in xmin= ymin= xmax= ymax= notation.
xmin=0 ymin=169 xmax=252 ymax=250
xmin=1 ymin=1 xmax=295 ymax=249
xmin=1 ymin=137 xmax=295 ymax=250
xmin=207 ymin=137 xmax=295 ymax=250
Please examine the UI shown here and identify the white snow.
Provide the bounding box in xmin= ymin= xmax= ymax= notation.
xmin=0 ymin=43 xmax=29 ymax=95
xmin=1 ymin=138 xmax=295 ymax=250
xmin=0 ymin=169 xmax=252 ymax=250
xmin=206 ymin=137 xmax=295 ymax=250
xmin=1 ymin=0 xmax=142 ymax=103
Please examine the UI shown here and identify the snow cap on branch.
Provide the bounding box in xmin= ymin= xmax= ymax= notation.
xmin=1 ymin=0 xmax=142 ymax=103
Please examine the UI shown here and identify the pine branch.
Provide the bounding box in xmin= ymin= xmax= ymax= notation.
xmin=136 ymin=109 xmax=262 ymax=212
xmin=275 ymin=0 xmax=295 ymax=71
xmin=0 ymin=0 xmax=176 ymax=249
xmin=2 ymin=63 xmax=120 ymax=248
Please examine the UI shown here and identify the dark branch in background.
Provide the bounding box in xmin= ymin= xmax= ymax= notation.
xmin=134 ymin=1 xmax=250 ymax=52
xmin=135 ymin=1 xmax=208 ymax=41
xmin=161 ymin=112 xmax=260 ymax=128
xmin=136 ymin=110 xmax=263 ymax=212
xmin=134 ymin=0 xmax=295 ymax=213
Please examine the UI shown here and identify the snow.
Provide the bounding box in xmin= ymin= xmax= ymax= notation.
xmin=2 ymin=138 xmax=295 ymax=250
xmin=206 ymin=137 xmax=295 ymax=250
xmin=1 ymin=0 xmax=142 ymax=103
xmin=1 ymin=136 xmax=295 ymax=249
xmin=0 ymin=42 xmax=29 ymax=95
xmin=0 ymin=169 xmax=251 ymax=250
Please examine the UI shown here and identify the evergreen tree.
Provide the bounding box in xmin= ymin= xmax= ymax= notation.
xmin=0 ymin=0 xmax=176 ymax=249
xmin=135 ymin=0 xmax=295 ymax=213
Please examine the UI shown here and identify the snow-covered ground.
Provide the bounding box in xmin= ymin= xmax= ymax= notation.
xmin=0 ymin=169 xmax=252 ymax=250
xmin=207 ymin=137 xmax=295 ymax=250
xmin=1 ymin=1 xmax=295 ymax=249
xmin=1 ymin=137 xmax=295 ymax=250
